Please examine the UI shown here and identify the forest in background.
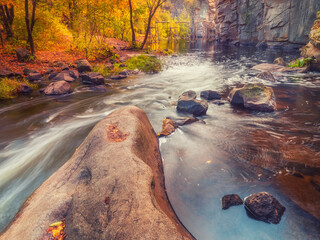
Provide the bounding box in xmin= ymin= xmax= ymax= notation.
xmin=0 ymin=0 xmax=197 ymax=59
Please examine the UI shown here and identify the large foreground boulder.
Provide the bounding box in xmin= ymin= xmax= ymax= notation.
xmin=177 ymin=91 xmax=208 ymax=116
xmin=0 ymin=107 xmax=193 ymax=240
xmin=228 ymin=84 xmax=277 ymax=112
xmin=244 ymin=192 xmax=286 ymax=224
xmin=44 ymin=81 xmax=73 ymax=95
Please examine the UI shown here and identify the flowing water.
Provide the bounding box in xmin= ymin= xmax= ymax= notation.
xmin=1 ymin=41 xmax=320 ymax=239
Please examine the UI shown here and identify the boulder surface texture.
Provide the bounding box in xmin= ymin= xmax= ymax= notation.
xmin=228 ymin=84 xmax=276 ymax=112
xmin=244 ymin=192 xmax=286 ymax=224
xmin=0 ymin=106 xmax=193 ymax=240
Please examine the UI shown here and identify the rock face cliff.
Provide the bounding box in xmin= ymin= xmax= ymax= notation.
xmin=203 ymin=0 xmax=320 ymax=48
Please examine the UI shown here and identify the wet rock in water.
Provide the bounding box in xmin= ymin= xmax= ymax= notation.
xmin=81 ymin=72 xmax=105 ymax=85
xmin=252 ymin=63 xmax=308 ymax=74
xmin=256 ymin=71 xmax=276 ymax=82
xmin=77 ymin=59 xmax=92 ymax=73
xmin=200 ymin=90 xmax=221 ymax=100
xmin=244 ymin=192 xmax=285 ymax=224
xmin=44 ymin=81 xmax=73 ymax=95
xmin=19 ymin=84 xmax=33 ymax=94
xmin=119 ymin=69 xmax=130 ymax=76
xmin=221 ymin=194 xmax=243 ymax=210
xmin=0 ymin=68 xmax=22 ymax=79
xmin=158 ymin=118 xmax=179 ymax=137
xmin=177 ymin=91 xmax=208 ymax=116
xmin=228 ymin=84 xmax=277 ymax=112
xmin=16 ymin=48 xmax=31 ymax=62
xmin=311 ymin=176 xmax=320 ymax=192
xmin=82 ymin=85 xmax=107 ymax=92
xmin=173 ymin=117 xmax=201 ymax=126
xmin=273 ymin=57 xmax=287 ymax=66
xmin=110 ymin=75 xmax=127 ymax=80
xmin=52 ymin=70 xmax=79 ymax=82
xmin=212 ymin=100 xmax=225 ymax=106
xmin=28 ymin=72 xmax=43 ymax=82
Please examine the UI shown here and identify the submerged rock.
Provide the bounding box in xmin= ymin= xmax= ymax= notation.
xmin=177 ymin=91 xmax=208 ymax=116
xmin=77 ymin=59 xmax=92 ymax=73
xmin=200 ymin=90 xmax=221 ymax=100
xmin=228 ymin=84 xmax=276 ymax=112
xmin=221 ymin=194 xmax=243 ymax=210
xmin=0 ymin=106 xmax=193 ymax=240
xmin=256 ymin=71 xmax=276 ymax=82
xmin=44 ymin=81 xmax=73 ymax=95
xmin=81 ymin=72 xmax=105 ymax=85
xmin=244 ymin=192 xmax=285 ymax=224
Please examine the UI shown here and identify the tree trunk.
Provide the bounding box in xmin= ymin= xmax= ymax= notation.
xmin=140 ymin=15 xmax=152 ymax=49
xmin=25 ymin=0 xmax=35 ymax=56
xmin=0 ymin=4 xmax=14 ymax=39
xmin=129 ymin=0 xmax=136 ymax=48
xmin=0 ymin=28 xmax=4 ymax=48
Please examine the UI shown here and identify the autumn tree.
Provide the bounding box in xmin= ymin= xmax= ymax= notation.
xmin=25 ymin=0 xmax=37 ymax=55
xmin=140 ymin=0 xmax=167 ymax=49
xmin=129 ymin=0 xmax=136 ymax=47
xmin=0 ymin=1 xmax=15 ymax=39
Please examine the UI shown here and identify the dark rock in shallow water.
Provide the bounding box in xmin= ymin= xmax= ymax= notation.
xmin=81 ymin=72 xmax=105 ymax=85
xmin=212 ymin=100 xmax=225 ymax=106
xmin=177 ymin=91 xmax=208 ymax=116
xmin=200 ymin=90 xmax=221 ymax=100
xmin=228 ymin=84 xmax=276 ymax=112
xmin=222 ymin=194 xmax=243 ymax=210
xmin=44 ymin=81 xmax=73 ymax=95
xmin=110 ymin=75 xmax=127 ymax=80
xmin=244 ymin=192 xmax=285 ymax=224
xmin=256 ymin=71 xmax=276 ymax=82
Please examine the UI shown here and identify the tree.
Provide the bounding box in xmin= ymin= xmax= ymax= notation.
xmin=140 ymin=0 xmax=166 ymax=49
xmin=128 ymin=0 xmax=136 ymax=48
xmin=25 ymin=0 xmax=37 ymax=55
xmin=0 ymin=3 xmax=14 ymax=38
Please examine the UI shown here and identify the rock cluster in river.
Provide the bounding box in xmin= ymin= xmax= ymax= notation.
xmin=222 ymin=192 xmax=285 ymax=224
xmin=177 ymin=90 xmax=208 ymax=116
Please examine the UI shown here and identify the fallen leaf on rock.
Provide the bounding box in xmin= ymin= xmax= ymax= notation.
xmin=42 ymin=219 xmax=66 ymax=240
xmin=105 ymin=196 xmax=110 ymax=205
xmin=107 ymin=124 xmax=129 ymax=142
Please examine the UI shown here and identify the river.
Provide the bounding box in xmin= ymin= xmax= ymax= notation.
xmin=0 ymin=41 xmax=320 ymax=239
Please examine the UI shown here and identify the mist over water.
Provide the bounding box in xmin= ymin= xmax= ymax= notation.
xmin=1 ymin=41 xmax=320 ymax=239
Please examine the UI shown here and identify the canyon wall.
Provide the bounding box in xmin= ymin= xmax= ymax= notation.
xmin=203 ymin=0 xmax=320 ymax=48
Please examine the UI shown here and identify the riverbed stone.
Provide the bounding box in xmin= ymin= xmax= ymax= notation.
xmin=200 ymin=90 xmax=221 ymax=100
xmin=81 ymin=72 xmax=105 ymax=85
xmin=221 ymin=194 xmax=243 ymax=210
xmin=44 ymin=81 xmax=73 ymax=95
xmin=0 ymin=106 xmax=193 ymax=240
xmin=256 ymin=71 xmax=276 ymax=82
xmin=23 ymin=68 xmax=39 ymax=76
xmin=19 ymin=84 xmax=33 ymax=94
xmin=77 ymin=59 xmax=93 ymax=73
xmin=228 ymin=84 xmax=277 ymax=112
xmin=177 ymin=91 xmax=208 ymax=116
xmin=244 ymin=192 xmax=286 ymax=224
xmin=0 ymin=68 xmax=22 ymax=79
xmin=52 ymin=70 xmax=79 ymax=82
xmin=110 ymin=74 xmax=128 ymax=80
xmin=158 ymin=118 xmax=179 ymax=137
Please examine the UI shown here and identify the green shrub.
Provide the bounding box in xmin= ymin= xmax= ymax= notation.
xmin=0 ymin=78 xmax=37 ymax=99
xmin=125 ymin=55 xmax=162 ymax=73
xmin=288 ymin=58 xmax=313 ymax=68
